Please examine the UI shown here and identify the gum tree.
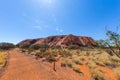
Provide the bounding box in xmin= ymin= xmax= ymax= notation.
xmin=105 ymin=29 xmax=120 ymax=58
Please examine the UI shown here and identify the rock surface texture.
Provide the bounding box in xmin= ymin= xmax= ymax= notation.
xmin=17 ymin=34 xmax=97 ymax=47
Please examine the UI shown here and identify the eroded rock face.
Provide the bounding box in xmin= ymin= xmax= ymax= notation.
xmin=17 ymin=34 xmax=97 ymax=47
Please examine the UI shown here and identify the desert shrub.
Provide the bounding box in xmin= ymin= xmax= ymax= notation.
xmin=30 ymin=44 xmax=41 ymax=50
xmin=95 ymin=53 xmax=110 ymax=66
xmin=73 ymin=57 xmax=82 ymax=64
xmin=110 ymin=55 xmax=120 ymax=62
xmin=45 ymin=51 xmax=58 ymax=62
xmin=94 ymin=52 xmax=120 ymax=68
xmin=95 ymin=61 xmax=105 ymax=66
xmin=72 ymin=65 xmax=82 ymax=73
xmin=46 ymin=55 xmax=56 ymax=62
xmin=105 ymin=55 xmax=120 ymax=68
xmin=97 ymin=51 xmax=103 ymax=54
xmin=68 ymin=45 xmax=80 ymax=49
xmin=61 ymin=59 xmax=67 ymax=67
xmin=0 ymin=42 xmax=15 ymax=50
xmin=61 ymin=58 xmax=74 ymax=68
xmin=20 ymin=44 xmax=31 ymax=49
xmin=35 ymin=51 xmax=41 ymax=57
xmin=114 ymin=67 xmax=120 ymax=80
xmin=27 ymin=49 xmax=34 ymax=54
xmin=37 ymin=50 xmax=48 ymax=58
xmin=72 ymin=55 xmax=84 ymax=65
xmin=50 ymin=45 xmax=61 ymax=49
xmin=91 ymin=68 xmax=106 ymax=80
xmin=86 ymin=60 xmax=96 ymax=69
xmin=20 ymin=49 xmax=25 ymax=53
xmin=59 ymin=50 xmax=72 ymax=57
xmin=86 ymin=51 xmax=90 ymax=56
xmin=74 ymin=50 xmax=81 ymax=55
xmin=66 ymin=59 xmax=73 ymax=68
xmin=89 ymin=55 xmax=96 ymax=61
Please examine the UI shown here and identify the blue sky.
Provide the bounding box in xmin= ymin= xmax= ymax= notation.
xmin=0 ymin=0 xmax=120 ymax=44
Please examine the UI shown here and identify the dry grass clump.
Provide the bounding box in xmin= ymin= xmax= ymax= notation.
xmin=86 ymin=60 xmax=96 ymax=69
xmin=110 ymin=55 xmax=120 ymax=62
xmin=85 ymin=51 xmax=90 ymax=56
xmin=108 ymin=55 xmax=120 ymax=67
xmin=97 ymin=52 xmax=110 ymax=61
xmin=95 ymin=61 xmax=105 ymax=66
xmin=72 ymin=65 xmax=82 ymax=73
xmin=0 ymin=51 xmax=8 ymax=67
xmin=89 ymin=55 xmax=96 ymax=61
xmin=61 ymin=57 xmax=83 ymax=74
xmin=94 ymin=52 xmax=111 ymax=66
xmin=114 ymin=67 xmax=120 ymax=80
xmin=72 ymin=55 xmax=84 ymax=65
xmin=61 ymin=58 xmax=74 ymax=68
xmin=59 ymin=49 xmax=73 ymax=57
xmin=91 ymin=68 xmax=106 ymax=80
xmin=86 ymin=50 xmax=120 ymax=69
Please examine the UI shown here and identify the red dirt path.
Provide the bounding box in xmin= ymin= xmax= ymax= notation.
xmin=0 ymin=50 xmax=118 ymax=80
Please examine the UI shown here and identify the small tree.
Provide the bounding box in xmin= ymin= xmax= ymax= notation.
xmin=97 ymin=27 xmax=120 ymax=58
xmin=96 ymin=40 xmax=108 ymax=48
xmin=105 ymin=29 xmax=120 ymax=58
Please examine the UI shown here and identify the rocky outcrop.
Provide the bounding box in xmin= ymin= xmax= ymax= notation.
xmin=17 ymin=34 xmax=97 ymax=47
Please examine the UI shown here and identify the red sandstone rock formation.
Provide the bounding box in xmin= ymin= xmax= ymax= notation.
xmin=17 ymin=34 xmax=97 ymax=47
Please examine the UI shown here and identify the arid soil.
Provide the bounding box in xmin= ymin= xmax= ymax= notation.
xmin=0 ymin=50 xmax=85 ymax=80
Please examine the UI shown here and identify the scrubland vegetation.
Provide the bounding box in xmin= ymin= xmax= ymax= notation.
xmin=19 ymin=44 xmax=120 ymax=80
xmin=17 ymin=29 xmax=120 ymax=80
xmin=0 ymin=42 xmax=15 ymax=50
xmin=0 ymin=42 xmax=14 ymax=68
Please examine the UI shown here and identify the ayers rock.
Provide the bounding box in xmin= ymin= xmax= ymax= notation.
xmin=17 ymin=34 xmax=97 ymax=47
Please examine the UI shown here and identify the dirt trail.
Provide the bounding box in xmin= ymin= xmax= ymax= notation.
xmin=0 ymin=50 xmax=83 ymax=80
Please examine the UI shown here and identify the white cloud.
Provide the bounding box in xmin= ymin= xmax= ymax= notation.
xmin=33 ymin=24 xmax=49 ymax=31
xmin=33 ymin=26 xmax=43 ymax=30
xmin=56 ymin=27 xmax=63 ymax=33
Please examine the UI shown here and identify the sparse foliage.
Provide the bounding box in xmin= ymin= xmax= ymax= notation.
xmin=0 ymin=42 xmax=15 ymax=50
xmin=68 ymin=45 xmax=80 ymax=49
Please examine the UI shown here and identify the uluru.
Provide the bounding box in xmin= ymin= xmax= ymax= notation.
xmin=17 ymin=34 xmax=97 ymax=47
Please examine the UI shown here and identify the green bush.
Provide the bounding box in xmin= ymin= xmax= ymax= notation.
xmin=20 ymin=44 xmax=31 ymax=49
xmin=0 ymin=42 xmax=15 ymax=50
xmin=30 ymin=44 xmax=41 ymax=50
xmin=68 ymin=45 xmax=80 ymax=49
